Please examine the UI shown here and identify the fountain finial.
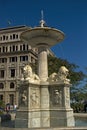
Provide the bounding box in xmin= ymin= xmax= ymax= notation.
xmin=41 ymin=10 xmax=44 ymax=20
xmin=40 ymin=10 xmax=45 ymax=27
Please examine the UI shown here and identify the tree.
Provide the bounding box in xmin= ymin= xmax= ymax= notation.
xmin=48 ymin=55 xmax=85 ymax=85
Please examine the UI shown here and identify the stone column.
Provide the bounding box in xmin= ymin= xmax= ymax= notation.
xmin=40 ymin=84 xmax=50 ymax=127
xmin=16 ymin=56 xmax=19 ymax=79
xmin=63 ymin=84 xmax=71 ymax=108
xmin=38 ymin=46 xmax=48 ymax=82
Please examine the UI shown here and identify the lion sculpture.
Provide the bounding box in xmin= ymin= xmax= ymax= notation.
xmin=21 ymin=65 xmax=40 ymax=83
xmin=48 ymin=66 xmax=70 ymax=83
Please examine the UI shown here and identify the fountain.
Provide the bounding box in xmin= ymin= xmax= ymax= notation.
xmin=15 ymin=14 xmax=75 ymax=128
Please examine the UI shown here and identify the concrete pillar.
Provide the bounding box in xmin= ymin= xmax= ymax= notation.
xmin=38 ymin=46 xmax=48 ymax=82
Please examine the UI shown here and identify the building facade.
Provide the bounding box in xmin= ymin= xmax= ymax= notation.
xmin=0 ymin=25 xmax=38 ymax=107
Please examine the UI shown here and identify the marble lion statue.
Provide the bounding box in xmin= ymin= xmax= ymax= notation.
xmin=58 ymin=66 xmax=70 ymax=81
xmin=48 ymin=72 xmax=58 ymax=81
xmin=23 ymin=65 xmax=32 ymax=79
xmin=48 ymin=66 xmax=70 ymax=83
xmin=21 ymin=64 xmax=40 ymax=82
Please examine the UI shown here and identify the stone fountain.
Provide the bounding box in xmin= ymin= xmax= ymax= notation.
xmin=15 ymin=17 xmax=75 ymax=128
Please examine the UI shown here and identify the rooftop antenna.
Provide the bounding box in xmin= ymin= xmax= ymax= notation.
xmin=40 ymin=10 xmax=45 ymax=27
xmin=7 ymin=20 xmax=11 ymax=27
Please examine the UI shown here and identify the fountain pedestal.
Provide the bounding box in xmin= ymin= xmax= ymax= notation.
xmin=49 ymin=82 xmax=75 ymax=127
xmin=15 ymin=81 xmax=50 ymax=128
xmin=15 ymin=80 xmax=75 ymax=128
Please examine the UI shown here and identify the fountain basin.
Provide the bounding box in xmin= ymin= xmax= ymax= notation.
xmin=21 ymin=27 xmax=64 ymax=47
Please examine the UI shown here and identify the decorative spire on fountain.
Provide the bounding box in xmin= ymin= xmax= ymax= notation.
xmin=40 ymin=10 xmax=45 ymax=27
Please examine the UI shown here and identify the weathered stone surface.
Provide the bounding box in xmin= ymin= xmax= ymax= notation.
xmin=1 ymin=127 xmax=87 ymax=130
xmin=15 ymin=82 xmax=75 ymax=128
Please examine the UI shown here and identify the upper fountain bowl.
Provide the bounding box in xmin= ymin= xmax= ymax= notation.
xmin=20 ymin=26 xmax=65 ymax=48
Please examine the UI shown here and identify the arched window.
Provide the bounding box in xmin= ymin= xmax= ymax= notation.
xmin=10 ymin=82 xmax=14 ymax=89
xmin=0 ymin=83 xmax=4 ymax=89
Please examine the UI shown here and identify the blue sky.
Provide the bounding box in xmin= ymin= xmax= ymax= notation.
xmin=0 ymin=0 xmax=87 ymax=74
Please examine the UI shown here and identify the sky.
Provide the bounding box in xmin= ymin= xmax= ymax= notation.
xmin=0 ymin=0 xmax=87 ymax=74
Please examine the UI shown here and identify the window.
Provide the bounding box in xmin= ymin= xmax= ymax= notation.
xmin=0 ymin=95 xmax=3 ymax=100
xmin=1 ymin=58 xmax=7 ymax=63
xmin=20 ymin=45 xmax=22 ymax=51
xmin=3 ymin=46 xmax=5 ymax=52
xmin=10 ymin=35 xmax=12 ymax=40
xmin=6 ymin=36 xmax=8 ymax=40
xmin=23 ymin=44 xmax=25 ymax=51
xmin=0 ymin=58 xmax=7 ymax=63
xmin=0 ymin=83 xmax=4 ymax=89
xmin=0 ymin=37 xmax=2 ymax=41
xmin=3 ymin=35 xmax=5 ymax=40
xmin=16 ymin=46 xmax=18 ymax=51
xmin=13 ymin=34 xmax=15 ymax=39
xmin=2 ymin=59 xmax=4 ymax=63
xmin=0 ymin=47 xmax=1 ymax=52
xmin=16 ymin=34 xmax=18 ymax=39
xmin=6 ymin=47 xmax=8 ymax=52
xmin=20 ymin=56 xmax=28 ymax=61
xmin=0 ymin=70 xmax=4 ymax=78
xmin=9 ymin=94 xmax=14 ymax=105
xmin=10 ymin=46 xmax=11 ymax=52
xmin=27 ymin=44 xmax=28 ymax=50
xmin=10 ymin=82 xmax=14 ymax=89
xmin=11 ymin=69 xmax=15 ymax=77
xmin=13 ymin=45 xmax=15 ymax=51
xmin=9 ymin=57 xmax=17 ymax=62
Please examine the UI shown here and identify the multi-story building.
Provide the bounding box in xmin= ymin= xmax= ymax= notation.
xmin=0 ymin=25 xmax=55 ymax=108
xmin=0 ymin=25 xmax=38 ymax=107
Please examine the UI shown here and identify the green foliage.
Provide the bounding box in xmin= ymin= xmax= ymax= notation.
xmin=48 ymin=55 xmax=85 ymax=85
xmin=71 ymin=89 xmax=86 ymax=102
xmin=0 ymin=100 xmax=5 ymax=115
xmin=70 ymin=86 xmax=87 ymax=112
xmin=0 ymin=100 xmax=5 ymax=108
xmin=71 ymin=102 xmax=84 ymax=112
